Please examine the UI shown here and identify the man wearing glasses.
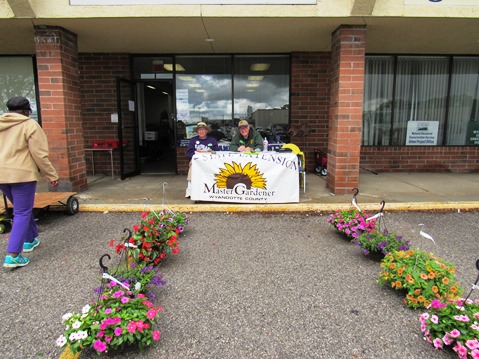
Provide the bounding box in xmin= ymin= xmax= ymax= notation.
xmin=229 ymin=120 xmax=264 ymax=153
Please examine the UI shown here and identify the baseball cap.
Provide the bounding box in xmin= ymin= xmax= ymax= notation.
xmin=6 ymin=96 xmax=32 ymax=111
xmin=238 ymin=120 xmax=249 ymax=128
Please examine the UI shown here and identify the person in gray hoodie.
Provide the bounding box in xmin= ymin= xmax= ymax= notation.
xmin=0 ymin=96 xmax=59 ymax=268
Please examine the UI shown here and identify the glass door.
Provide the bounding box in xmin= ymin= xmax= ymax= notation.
xmin=117 ymin=77 xmax=140 ymax=179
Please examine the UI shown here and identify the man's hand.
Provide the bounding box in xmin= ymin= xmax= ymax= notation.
xmin=238 ymin=145 xmax=246 ymax=152
xmin=51 ymin=180 xmax=59 ymax=187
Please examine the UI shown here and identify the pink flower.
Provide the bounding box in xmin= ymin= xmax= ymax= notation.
xmin=104 ymin=308 xmax=112 ymax=315
xmin=127 ymin=320 xmax=137 ymax=333
xmin=152 ymin=330 xmax=161 ymax=341
xmin=431 ymin=299 xmax=447 ymax=309
xmin=147 ymin=308 xmax=158 ymax=320
xmin=466 ymin=339 xmax=479 ymax=350
xmin=420 ymin=313 xmax=430 ymax=322
xmin=105 ymin=336 xmax=113 ymax=343
xmin=443 ymin=333 xmax=454 ymax=346
xmin=113 ymin=290 xmax=125 ymax=298
xmin=114 ymin=327 xmax=123 ymax=336
xmin=453 ymin=342 xmax=468 ymax=359
xmin=433 ymin=338 xmax=443 ymax=349
xmin=93 ymin=340 xmax=107 ymax=353
xmin=450 ymin=329 xmax=461 ymax=338
xmin=121 ymin=296 xmax=130 ymax=304
xmin=431 ymin=315 xmax=439 ymax=324
xmin=471 ymin=349 xmax=479 ymax=359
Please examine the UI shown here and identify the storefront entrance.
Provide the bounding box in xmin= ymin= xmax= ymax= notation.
xmin=137 ymin=80 xmax=176 ymax=174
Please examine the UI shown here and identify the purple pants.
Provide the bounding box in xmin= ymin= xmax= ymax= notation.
xmin=0 ymin=182 xmax=38 ymax=254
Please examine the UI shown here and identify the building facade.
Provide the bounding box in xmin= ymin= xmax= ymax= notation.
xmin=0 ymin=0 xmax=478 ymax=194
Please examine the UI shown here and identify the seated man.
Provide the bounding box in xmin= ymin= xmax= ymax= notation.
xmin=229 ymin=120 xmax=263 ymax=152
xmin=185 ymin=121 xmax=219 ymax=198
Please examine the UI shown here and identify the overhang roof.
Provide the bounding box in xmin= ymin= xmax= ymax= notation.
xmin=0 ymin=0 xmax=478 ymax=55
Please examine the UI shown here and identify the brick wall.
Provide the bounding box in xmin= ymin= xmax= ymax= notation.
xmin=34 ymin=26 xmax=87 ymax=192
xmin=177 ymin=147 xmax=188 ymax=175
xmin=290 ymin=52 xmax=331 ymax=172
xmin=326 ymin=25 xmax=366 ymax=194
xmin=79 ymin=53 xmax=130 ymax=176
xmin=361 ymin=147 xmax=479 ymax=173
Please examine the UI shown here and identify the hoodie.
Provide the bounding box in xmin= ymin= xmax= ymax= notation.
xmin=0 ymin=112 xmax=58 ymax=184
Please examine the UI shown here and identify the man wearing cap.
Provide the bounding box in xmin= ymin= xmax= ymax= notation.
xmin=185 ymin=121 xmax=219 ymax=198
xmin=0 ymin=96 xmax=59 ymax=268
xmin=229 ymin=120 xmax=264 ymax=152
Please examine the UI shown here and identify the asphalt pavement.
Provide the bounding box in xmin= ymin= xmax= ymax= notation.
xmin=1 ymin=210 xmax=478 ymax=359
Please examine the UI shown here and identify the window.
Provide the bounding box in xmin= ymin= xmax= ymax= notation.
xmin=363 ymin=55 xmax=479 ymax=146
xmin=447 ymin=57 xmax=479 ymax=145
xmin=175 ymin=55 xmax=232 ymax=139
xmin=0 ymin=56 xmax=38 ymax=121
xmin=234 ymin=55 xmax=290 ymax=142
xmin=175 ymin=54 xmax=290 ymax=141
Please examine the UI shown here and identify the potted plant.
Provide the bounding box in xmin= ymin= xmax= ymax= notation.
xmin=353 ymin=229 xmax=410 ymax=258
xmin=327 ymin=208 xmax=376 ymax=239
xmin=110 ymin=210 xmax=187 ymax=266
xmin=56 ymin=264 xmax=166 ymax=355
xmin=378 ymin=249 xmax=462 ymax=308
xmin=420 ymin=298 xmax=479 ymax=357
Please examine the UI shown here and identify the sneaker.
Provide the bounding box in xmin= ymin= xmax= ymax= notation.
xmin=4 ymin=254 xmax=30 ymax=268
xmin=185 ymin=188 xmax=191 ymax=198
xmin=23 ymin=238 xmax=40 ymax=252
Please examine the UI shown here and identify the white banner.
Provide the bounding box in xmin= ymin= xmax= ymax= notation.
xmin=191 ymin=151 xmax=299 ymax=203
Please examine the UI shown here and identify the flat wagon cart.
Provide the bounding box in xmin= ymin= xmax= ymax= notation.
xmin=0 ymin=192 xmax=79 ymax=234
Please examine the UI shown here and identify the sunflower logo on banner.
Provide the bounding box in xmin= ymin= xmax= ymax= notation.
xmin=214 ymin=161 xmax=267 ymax=190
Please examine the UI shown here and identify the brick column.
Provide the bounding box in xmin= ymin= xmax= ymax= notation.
xmin=34 ymin=26 xmax=87 ymax=192
xmin=327 ymin=25 xmax=366 ymax=195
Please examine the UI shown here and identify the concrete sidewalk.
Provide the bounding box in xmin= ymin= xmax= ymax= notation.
xmin=39 ymin=172 xmax=479 ymax=213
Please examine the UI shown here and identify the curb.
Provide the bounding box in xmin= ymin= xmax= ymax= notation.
xmin=78 ymin=202 xmax=479 ymax=213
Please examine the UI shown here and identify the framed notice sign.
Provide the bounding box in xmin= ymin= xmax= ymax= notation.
xmin=406 ymin=121 xmax=439 ymax=145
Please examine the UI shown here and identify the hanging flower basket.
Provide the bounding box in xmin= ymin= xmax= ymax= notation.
xmin=378 ymin=249 xmax=463 ymax=309
xmin=327 ymin=208 xmax=376 ymax=240
xmin=110 ymin=210 xmax=188 ymax=266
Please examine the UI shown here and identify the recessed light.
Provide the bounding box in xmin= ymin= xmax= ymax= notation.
xmin=250 ymin=63 xmax=270 ymax=71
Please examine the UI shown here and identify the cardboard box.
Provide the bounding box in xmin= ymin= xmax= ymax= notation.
xmin=145 ymin=131 xmax=158 ymax=141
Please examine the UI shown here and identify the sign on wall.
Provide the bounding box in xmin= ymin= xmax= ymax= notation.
xmin=406 ymin=121 xmax=439 ymax=145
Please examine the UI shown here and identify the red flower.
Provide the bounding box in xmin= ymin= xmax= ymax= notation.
xmin=133 ymin=225 xmax=139 ymax=232
xmin=108 ymin=239 xmax=115 ymax=247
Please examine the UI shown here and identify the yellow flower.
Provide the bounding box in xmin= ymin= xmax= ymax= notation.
xmin=414 ymin=288 xmax=422 ymax=295
xmin=432 ymin=286 xmax=439 ymax=293
xmin=428 ymin=272 xmax=436 ymax=279
xmin=395 ymin=281 xmax=402 ymax=289
xmin=420 ymin=273 xmax=428 ymax=280
xmin=397 ymin=268 xmax=403 ymax=276
xmin=418 ymin=295 xmax=425 ymax=303
xmin=389 ymin=263 xmax=396 ymax=270
xmin=442 ymin=277 xmax=450 ymax=285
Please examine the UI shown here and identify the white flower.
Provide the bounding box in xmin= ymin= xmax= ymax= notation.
xmin=82 ymin=304 xmax=91 ymax=314
xmin=80 ymin=313 xmax=88 ymax=319
xmin=77 ymin=330 xmax=88 ymax=340
xmin=72 ymin=320 xmax=81 ymax=329
xmin=135 ymin=282 xmax=142 ymax=291
xmin=69 ymin=332 xmax=78 ymax=341
xmin=62 ymin=312 xmax=73 ymax=322
xmin=56 ymin=335 xmax=67 ymax=347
